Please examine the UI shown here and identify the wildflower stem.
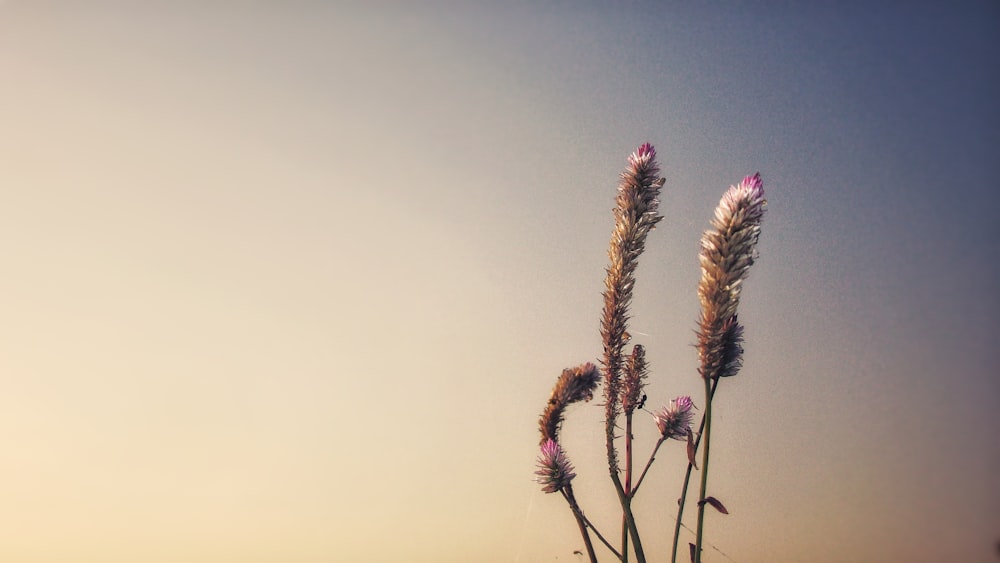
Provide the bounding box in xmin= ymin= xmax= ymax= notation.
xmin=601 ymin=143 xmax=662 ymax=563
xmin=622 ymin=411 xmax=634 ymax=561
xmin=630 ymin=436 xmax=666 ymax=496
xmin=684 ymin=172 xmax=765 ymax=562
xmin=562 ymin=485 xmax=598 ymax=563
xmin=693 ymin=374 xmax=714 ymax=562
xmin=670 ymin=379 xmax=718 ymax=563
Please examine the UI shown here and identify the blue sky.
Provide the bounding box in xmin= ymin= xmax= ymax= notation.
xmin=1 ymin=2 xmax=997 ymax=562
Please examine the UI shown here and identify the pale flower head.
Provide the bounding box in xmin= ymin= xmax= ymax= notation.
xmin=534 ymin=439 xmax=576 ymax=493
xmin=653 ymin=396 xmax=695 ymax=441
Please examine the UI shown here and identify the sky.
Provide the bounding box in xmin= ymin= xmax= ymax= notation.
xmin=1 ymin=2 xmax=998 ymax=562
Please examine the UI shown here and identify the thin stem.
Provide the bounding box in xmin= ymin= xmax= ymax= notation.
xmin=622 ymin=412 xmax=634 ymax=561
xmin=670 ymin=460 xmax=697 ymax=563
xmin=562 ymin=486 xmax=623 ymax=560
xmin=670 ymin=379 xmax=718 ymax=563
xmin=694 ymin=375 xmax=714 ymax=563
xmin=563 ymin=485 xmax=598 ymax=563
xmin=630 ymin=436 xmax=666 ymax=496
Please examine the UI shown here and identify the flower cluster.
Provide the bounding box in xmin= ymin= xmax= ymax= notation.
xmin=653 ymin=396 xmax=695 ymax=441
xmin=535 ymin=439 xmax=576 ymax=493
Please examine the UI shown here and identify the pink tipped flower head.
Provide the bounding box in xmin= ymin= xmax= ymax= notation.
xmin=628 ymin=142 xmax=657 ymax=168
xmin=653 ymin=396 xmax=695 ymax=441
xmin=697 ymin=172 xmax=766 ymax=380
xmin=534 ymin=439 xmax=576 ymax=493
xmin=601 ymin=144 xmax=665 ymax=472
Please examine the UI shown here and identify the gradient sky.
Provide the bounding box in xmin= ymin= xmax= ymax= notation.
xmin=1 ymin=2 xmax=998 ymax=562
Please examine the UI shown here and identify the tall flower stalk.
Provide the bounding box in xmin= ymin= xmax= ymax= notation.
xmin=539 ymin=363 xmax=601 ymax=445
xmin=600 ymin=143 xmax=664 ymax=562
xmin=690 ymin=173 xmax=766 ymax=562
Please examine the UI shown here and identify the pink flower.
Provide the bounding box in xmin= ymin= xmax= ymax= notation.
xmin=653 ymin=396 xmax=695 ymax=441
xmin=628 ymin=142 xmax=657 ymax=168
xmin=534 ymin=439 xmax=576 ymax=493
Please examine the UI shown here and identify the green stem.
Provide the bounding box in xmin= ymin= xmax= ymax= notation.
xmin=694 ymin=376 xmax=714 ymax=563
xmin=670 ymin=379 xmax=718 ymax=563
xmin=670 ymin=459 xmax=697 ymax=563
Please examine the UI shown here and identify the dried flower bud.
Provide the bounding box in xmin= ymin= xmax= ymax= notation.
xmin=622 ymin=344 xmax=649 ymax=415
xmin=534 ymin=439 xmax=576 ymax=493
xmin=653 ymin=396 xmax=695 ymax=441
